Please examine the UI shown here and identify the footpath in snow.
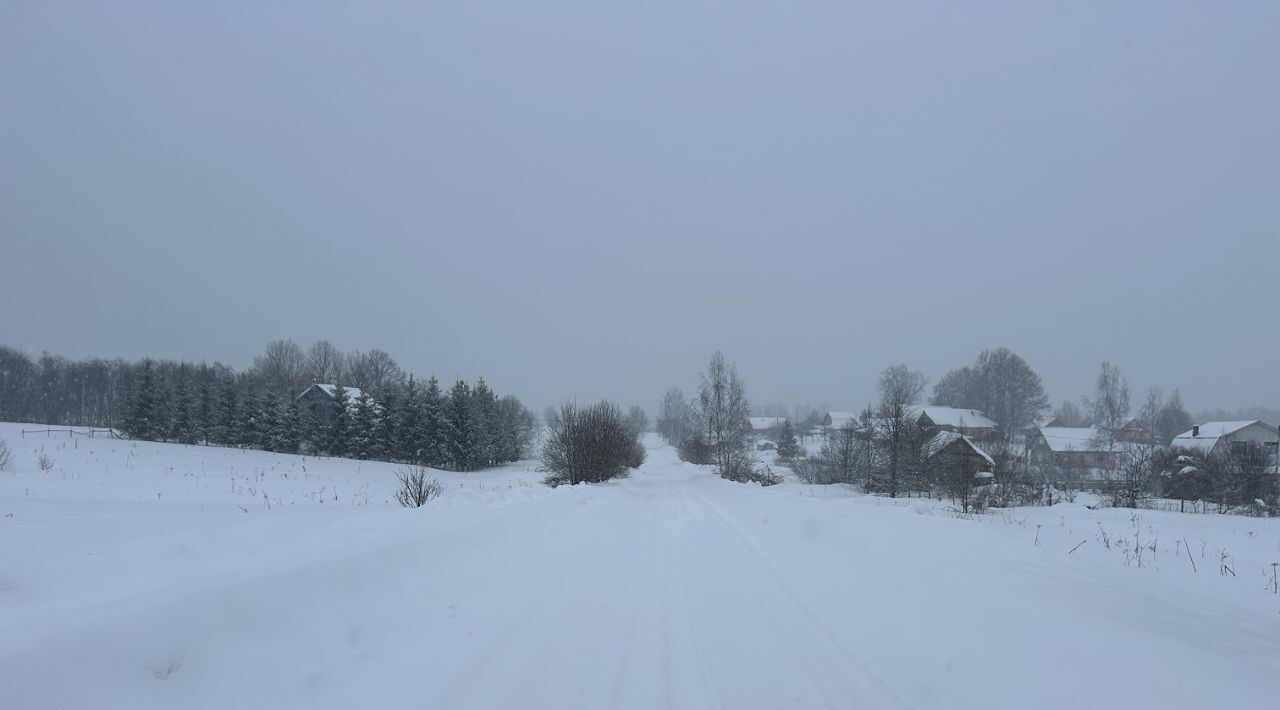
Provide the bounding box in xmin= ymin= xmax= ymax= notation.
xmin=1 ymin=424 xmax=1278 ymax=710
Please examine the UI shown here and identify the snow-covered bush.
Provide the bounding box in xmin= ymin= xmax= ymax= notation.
xmin=0 ymin=439 xmax=11 ymax=471
xmin=394 ymin=464 xmax=442 ymax=508
xmin=37 ymin=451 xmax=54 ymax=472
xmin=541 ymin=401 xmax=644 ymax=487
xmin=676 ymin=432 xmax=712 ymax=465
xmin=718 ymin=449 xmax=782 ymax=486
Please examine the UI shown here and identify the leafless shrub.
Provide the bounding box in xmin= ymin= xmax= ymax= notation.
xmin=718 ymin=448 xmax=782 ymax=487
xmin=541 ymin=401 xmax=644 ymax=487
xmin=37 ymin=452 xmax=54 ymax=472
xmin=0 ymin=439 xmax=11 ymax=471
xmin=394 ymin=464 xmax=442 ymax=508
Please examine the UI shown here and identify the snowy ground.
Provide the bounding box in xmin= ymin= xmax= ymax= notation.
xmin=1 ymin=423 xmax=1278 ymax=710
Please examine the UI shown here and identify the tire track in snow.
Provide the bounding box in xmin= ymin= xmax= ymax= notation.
xmin=671 ymin=485 xmax=727 ymax=710
xmin=685 ymin=488 xmax=916 ymax=710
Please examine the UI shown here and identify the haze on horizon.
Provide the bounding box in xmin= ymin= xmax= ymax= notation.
xmin=3 ymin=2 xmax=1278 ymax=415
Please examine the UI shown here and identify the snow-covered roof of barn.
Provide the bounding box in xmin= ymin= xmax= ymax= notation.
xmin=1035 ymin=426 xmax=1109 ymax=453
xmin=914 ymin=406 xmax=996 ymax=429
xmin=925 ymin=431 xmax=995 ymax=466
xmin=315 ymin=383 xmax=369 ymax=401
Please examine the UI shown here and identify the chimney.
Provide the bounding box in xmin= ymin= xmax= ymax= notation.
xmin=1192 ymin=425 xmax=1200 ymax=437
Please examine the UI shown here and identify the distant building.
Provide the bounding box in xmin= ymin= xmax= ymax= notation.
xmin=1026 ymin=426 xmax=1123 ymax=481
xmin=1170 ymin=421 xmax=1279 ymax=459
xmin=914 ymin=406 xmax=997 ymax=438
xmin=822 ymin=411 xmax=860 ymax=432
xmin=1114 ymin=417 xmax=1153 ymax=444
xmin=924 ymin=431 xmax=995 ymax=480
xmin=1032 ymin=416 xmax=1066 ymax=429
xmin=748 ymin=417 xmax=787 ymax=437
xmin=296 ymin=383 xmax=370 ymax=426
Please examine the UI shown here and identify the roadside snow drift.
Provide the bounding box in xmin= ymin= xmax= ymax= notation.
xmin=1 ymin=423 xmax=1278 ymax=710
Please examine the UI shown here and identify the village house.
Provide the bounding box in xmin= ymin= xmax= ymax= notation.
xmin=748 ymin=417 xmax=787 ymax=439
xmin=821 ymin=411 xmax=860 ymax=435
xmin=1170 ymin=421 xmax=1279 ymax=461
xmin=924 ymin=430 xmax=995 ymax=480
xmin=914 ymin=406 xmax=997 ymax=438
xmin=296 ymin=383 xmax=370 ymax=426
xmin=1025 ymin=426 xmax=1123 ymax=482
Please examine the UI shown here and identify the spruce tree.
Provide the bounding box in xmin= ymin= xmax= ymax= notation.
xmin=169 ymin=375 xmax=197 ymax=444
xmin=421 ymin=376 xmax=446 ymax=467
xmin=446 ymin=380 xmax=473 ymax=471
xmin=351 ymin=391 xmax=376 ymax=459
xmin=328 ymin=384 xmax=351 ymax=457
xmin=465 ymin=378 xmax=494 ymax=473
xmin=240 ymin=387 xmax=270 ymax=449
xmin=371 ymin=388 xmax=397 ymax=461
xmin=211 ymin=378 xmax=240 ymax=446
xmin=776 ymin=418 xmax=801 ymax=459
xmin=196 ymin=374 xmax=214 ymax=444
xmin=123 ymin=359 xmax=160 ymax=440
xmin=297 ymin=398 xmax=320 ymax=453
xmin=397 ymin=377 xmax=423 ymax=462
xmin=264 ymin=393 xmax=295 ymax=453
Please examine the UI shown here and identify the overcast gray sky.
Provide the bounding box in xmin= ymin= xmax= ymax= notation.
xmin=3 ymin=1 xmax=1278 ymax=414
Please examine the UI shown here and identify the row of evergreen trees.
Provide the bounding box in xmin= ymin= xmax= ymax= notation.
xmin=120 ymin=360 xmax=538 ymax=471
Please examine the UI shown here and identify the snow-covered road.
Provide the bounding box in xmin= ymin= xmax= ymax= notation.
xmin=2 ymin=431 xmax=1278 ymax=709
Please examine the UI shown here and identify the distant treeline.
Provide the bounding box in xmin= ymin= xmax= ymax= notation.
xmin=0 ymin=341 xmax=538 ymax=471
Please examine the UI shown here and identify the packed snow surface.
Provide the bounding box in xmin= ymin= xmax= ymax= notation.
xmin=1 ymin=423 xmax=1278 ymax=709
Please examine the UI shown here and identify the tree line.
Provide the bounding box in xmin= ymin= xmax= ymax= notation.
xmin=1 ymin=340 xmax=538 ymax=471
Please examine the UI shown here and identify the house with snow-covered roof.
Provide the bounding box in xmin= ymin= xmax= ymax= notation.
xmin=296 ymin=384 xmax=373 ymax=429
xmin=297 ymin=383 xmax=370 ymax=408
xmin=913 ymin=406 xmax=997 ymax=438
xmin=821 ymin=412 xmax=861 ymax=440
xmin=924 ymin=431 xmax=995 ymax=481
xmin=822 ymin=411 xmax=860 ymax=430
xmin=748 ymin=417 xmax=787 ymax=434
xmin=1170 ymin=421 xmax=1278 ymax=459
xmin=1026 ymin=426 xmax=1125 ymax=480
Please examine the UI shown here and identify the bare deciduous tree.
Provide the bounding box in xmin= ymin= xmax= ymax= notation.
xmin=657 ymin=387 xmax=693 ymax=447
xmin=694 ymin=352 xmax=753 ymax=480
xmin=305 ymin=340 xmax=346 ymax=385
xmin=252 ymin=339 xmax=307 ymax=395
xmin=1154 ymin=389 xmax=1193 ymax=446
xmin=803 ymin=422 xmax=859 ymax=484
xmin=875 ymin=364 xmax=927 ymax=497
xmin=625 ymin=405 xmax=649 ymax=436
xmin=345 ymin=349 xmax=404 ymax=393
xmin=1053 ymin=399 xmax=1088 ymax=427
xmin=930 ymin=348 xmax=1048 ymax=433
xmin=1085 ymin=361 xmax=1130 ymax=437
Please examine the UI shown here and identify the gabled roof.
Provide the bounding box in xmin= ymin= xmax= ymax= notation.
xmin=1171 ymin=420 xmax=1277 ymax=453
xmin=1035 ymin=426 xmax=1112 ymax=453
xmin=748 ymin=417 xmax=787 ymax=431
xmin=914 ymin=406 xmax=996 ymax=430
xmin=1174 ymin=420 xmax=1271 ymax=440
xmin=300 ymin=383 xmax=370 ymax=404
xmin=925 ymin=431 xmax=995 ymax=466
xmin=319 ymin=383 xmax=369 ymax=401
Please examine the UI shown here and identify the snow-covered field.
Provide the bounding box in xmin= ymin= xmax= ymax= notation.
xmin=2 ymin=422 xmax=1278 ymax=710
